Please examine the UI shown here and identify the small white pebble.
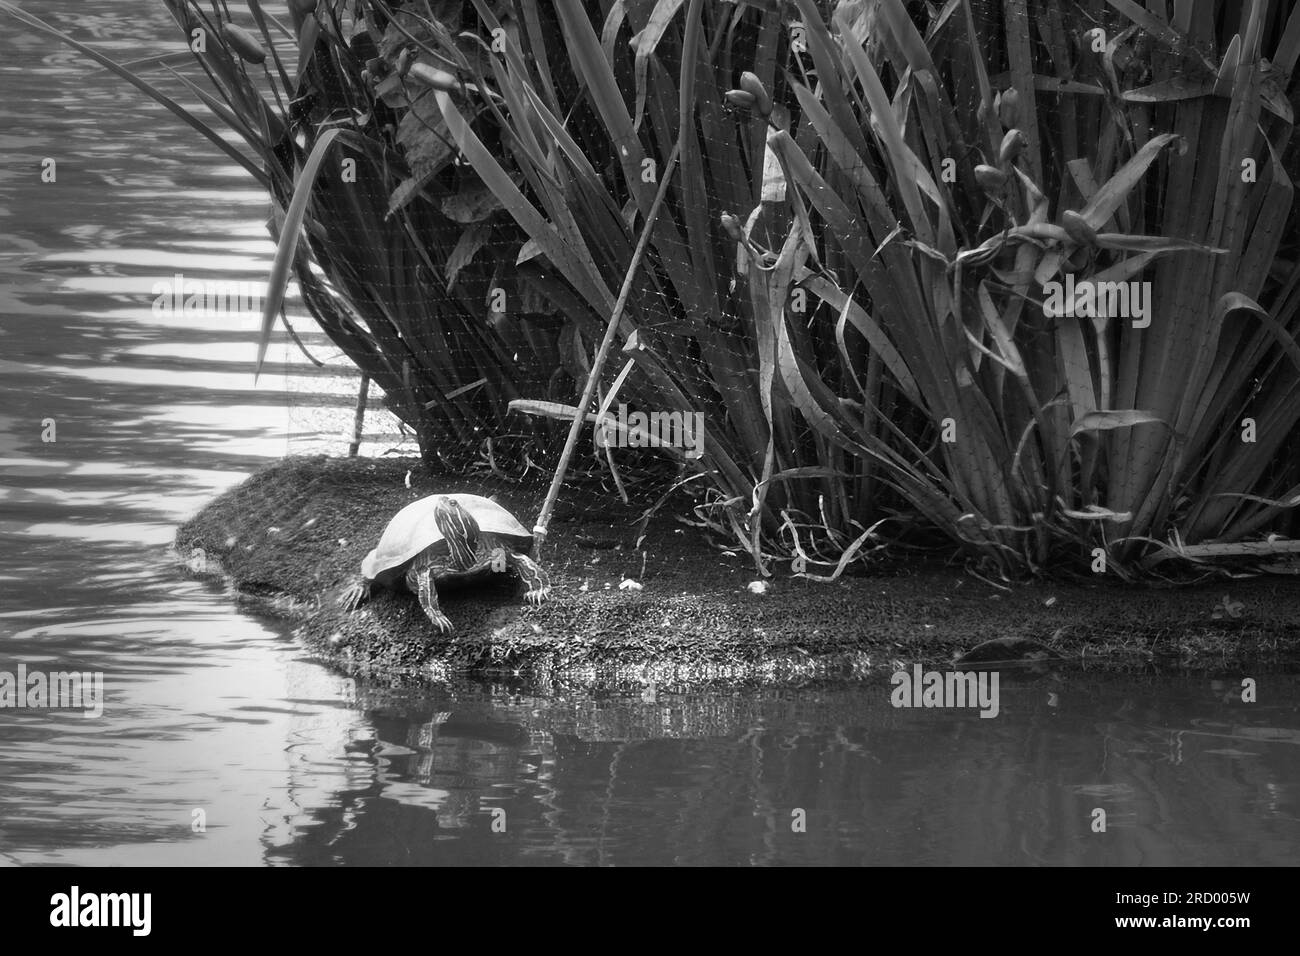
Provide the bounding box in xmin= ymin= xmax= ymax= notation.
xmin=747 ymin=580 xmax=768 ymax=595
xmin=267 ymin=526 xmax=280 ymax=534
xmin=303 ymin=517 xmax=317 ymax=528
xmin=619 ymin=579 xmax=643 ymax=591
xmin=404 ymin=470 xmax=412 ymax=488
xmin=338 ymin=538 xmax=348 ymax=547
xmin=1045 ymin=596 xmax=1057 ymax=607
xmin=721 ymin=550 xmax=737 ymax=557
xmin=579 ymin=581 xmax=589 ymax=592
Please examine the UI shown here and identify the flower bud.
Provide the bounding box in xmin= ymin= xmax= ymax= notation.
xmin=223 ymin=24 xmax=267 ymax=65
xmin=998 ymin=129 xmax=1028 ymax=164
xmin=996 ymin=87 xmax=1020 ymax=128
xmin=406 ymin=62 xmax=461 ymax=92
xmin=1062 ymin=210 xmax=1098 ymax=245
xmin=738 ymin=71 xmax=772 ymax=116
xmin=724 ymin=89 xmax=757 ymax=109
xmin=975 ymin=164 xmax=1008 ymax=193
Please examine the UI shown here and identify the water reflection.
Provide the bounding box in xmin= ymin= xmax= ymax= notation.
xmin=262 ymin=675 xmax=1300 ymax=866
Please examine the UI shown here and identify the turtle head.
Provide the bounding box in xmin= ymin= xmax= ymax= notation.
xmin=434 ymin=497 xmax=480 ymax=570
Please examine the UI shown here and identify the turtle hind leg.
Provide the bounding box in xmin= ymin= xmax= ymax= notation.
xmin=336 ymin=577 xmax=370 ymax=612
xmin=508 ymin=553 xmax=551 ymax=605
xmin=407 ymin=557 xmax=454 ymax=636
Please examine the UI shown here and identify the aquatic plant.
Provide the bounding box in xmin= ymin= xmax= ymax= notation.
xmin=373 ymin=0 xmax=1300 ymax=579
xmin=767 ymin=0 xmax=1300 ymax=578
xmin=6 ymin=0 xmax=1298 ymax=581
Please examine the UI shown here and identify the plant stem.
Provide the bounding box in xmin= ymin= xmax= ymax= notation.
xmin=531 ymin=0 xmax=705 ymax=546
xmin=348 ymin=374 xmax=369 ymax=457
xmin=531 ymin=139 xmax=682 ymax=545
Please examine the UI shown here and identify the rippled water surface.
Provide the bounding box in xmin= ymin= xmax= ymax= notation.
xmin=1 ymin=0 xmax=1298 ymax=867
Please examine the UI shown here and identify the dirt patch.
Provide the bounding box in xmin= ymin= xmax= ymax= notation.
xmin=174 ymin=456 xmax=1300 ymax=685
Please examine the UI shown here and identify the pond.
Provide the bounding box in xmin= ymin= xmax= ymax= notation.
xmin=1 ymin=0 xmax=1297 ymax=867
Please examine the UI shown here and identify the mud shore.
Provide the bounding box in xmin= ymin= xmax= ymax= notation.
xmin=174 ymin=456 xmax=1300 ymax=685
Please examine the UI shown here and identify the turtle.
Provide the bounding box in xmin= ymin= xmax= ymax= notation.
xmin=337 ymin=493 xmax=550 ymax=635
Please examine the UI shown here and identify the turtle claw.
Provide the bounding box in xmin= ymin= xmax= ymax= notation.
xmin=337 ymin=580 xmax=368 ymax=613
xmin=425 ymin=611 xmax=455 ymax=636
xmin=508 ymin=553 xmax=550 ymax=607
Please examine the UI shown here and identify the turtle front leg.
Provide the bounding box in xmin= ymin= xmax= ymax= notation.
xmin=508 ymin=553 xmax=551 ymax=605
xmin=407 ymin=560 xmax=454 ymax=636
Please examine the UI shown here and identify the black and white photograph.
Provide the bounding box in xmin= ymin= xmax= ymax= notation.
xmin=0 ymin=0 xmax=1296 ymax=920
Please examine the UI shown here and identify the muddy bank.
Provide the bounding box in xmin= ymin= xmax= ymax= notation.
xmin=174 ymin=456 xmax=1300 ymax=685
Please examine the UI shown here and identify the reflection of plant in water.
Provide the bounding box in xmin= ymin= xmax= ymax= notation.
xmin=260 ymin=679 xmax=1300 ymax=864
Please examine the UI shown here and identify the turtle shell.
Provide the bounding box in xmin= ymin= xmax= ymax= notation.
xmin=360 ymin=493 xmax=533 ymax=583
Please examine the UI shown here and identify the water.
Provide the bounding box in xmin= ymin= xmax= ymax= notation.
xmin=1 ymin=0 xmax=1298 ymax=867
